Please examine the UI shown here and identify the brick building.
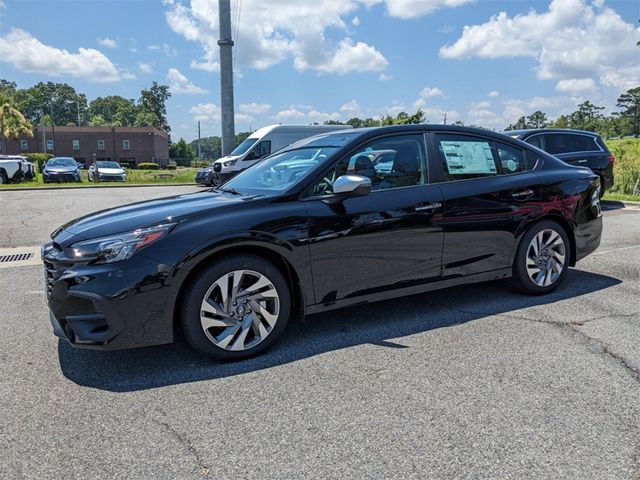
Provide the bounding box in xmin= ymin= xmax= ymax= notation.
xmin=0 ymin=126 xmax=170 ymax=167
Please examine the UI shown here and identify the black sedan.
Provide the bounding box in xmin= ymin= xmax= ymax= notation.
xmin=42 ymin=157 xmax=82 ymax=183
xmin=43 ymin=125 xmax=602 ymax=360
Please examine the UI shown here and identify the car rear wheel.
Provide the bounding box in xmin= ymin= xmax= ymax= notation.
xmin=0 ymin=170 xmax=7 ymax=184
xmin=180 ymin=255 xmax=291 ymax=360
xmin=510 ymin=220 xmax=570 ymax=295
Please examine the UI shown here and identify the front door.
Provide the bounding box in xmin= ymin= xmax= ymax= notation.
xmin=303 ymin=133 xmax=444 ymax=305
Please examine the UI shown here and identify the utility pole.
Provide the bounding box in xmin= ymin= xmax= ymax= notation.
xmin=41 ymin=110 xmax=46 ymax=153
xmin=197 ymin=120 xmax=202 ymax=160
xmin=218 ymin=0 xmax=235 ymax=156
xmin=49 ymin=102 xmax=56 ymax=156
xmin=443 ymin=112 xmax=447 ymax=125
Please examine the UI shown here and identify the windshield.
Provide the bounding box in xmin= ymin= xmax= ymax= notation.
xmin=230 ymin=137 xmax=258 ymax=156
xmin=96 ymin=161 xmax=120 ymax=168
xmin=46 ymin=158 xmax=76 ymax=167
xmin=224 ymin=146 xmax=339 ymax=194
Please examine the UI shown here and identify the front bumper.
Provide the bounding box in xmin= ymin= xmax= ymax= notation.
xmin=95 ymin=174 xmax=126 ymax=182
xmin=43 ymin=246 xmax=179 ymax=350
xmin=43 ymin=172 xmax=81 ymax=182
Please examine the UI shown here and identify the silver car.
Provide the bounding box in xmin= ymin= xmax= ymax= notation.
xmin=88 ymin=161 xmax=127 ymax=182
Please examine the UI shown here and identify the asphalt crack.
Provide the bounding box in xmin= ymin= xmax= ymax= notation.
xmin=152 ymin=416 xmax=212 ymax=478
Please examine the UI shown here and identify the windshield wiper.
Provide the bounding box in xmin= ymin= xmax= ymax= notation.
xmin=216 ymin=187 xmax=242 ymax=195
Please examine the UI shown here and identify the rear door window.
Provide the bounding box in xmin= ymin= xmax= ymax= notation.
xmin=435 ymin=134 xmax=498 ymax=180
xmin=573 ymin=135 xmax=600 ymax=152
xmin=525 ymin=135 xmax=544 ymax=149
xmin=543 ymin=134 xmax=577 ymax=154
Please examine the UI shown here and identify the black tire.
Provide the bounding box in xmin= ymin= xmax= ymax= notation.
xmin=509 ymin=220 xmax=571 ymax=295
xmin=180 ymin=254 xmax=291 ymax=361
xmin=0 ymin=170 xmax=7 ymax=185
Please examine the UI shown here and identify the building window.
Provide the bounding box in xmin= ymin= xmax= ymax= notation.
xmin=72 ymin=140 xmax=80 ymax=151
xmin=20 ymin=140 xmax=28 ymax=151
xmin=46 ymin=139 xmax=54 ymax=151
xmin=97 ymin=139 xmax=105 ymax=150
xmin=123 ymin=139 xmax=130 ymax=150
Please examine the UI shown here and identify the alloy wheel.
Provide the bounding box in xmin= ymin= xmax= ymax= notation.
xmin=200 ymin=269 xmax=280 ymax=351
xmin=526 ymin=229 xmax=566 ymax=287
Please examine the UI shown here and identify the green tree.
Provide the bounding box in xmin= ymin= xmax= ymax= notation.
xmin=138 ymin=82 xmax=171 ymax=133
xmin=14 ymin=81 xmax=88 ymax=126
xmin=88 ymin=96 xmax=137 ymax=126
xmin=569 ymin=100 xmax=605 ymax=131
xmin=169 ymin=138 xmax=195 ymax=159
xmin=88 ymin=114 xmax=109 ymax=127
xmin=616 ymin=86 xmax=640 ymax=136
xmin=0 ymin=92 xmax=33 ymax=154
xmin=527 ymin=111 xmax=549 ymax=128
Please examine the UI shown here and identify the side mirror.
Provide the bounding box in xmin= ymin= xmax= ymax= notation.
xmin=332 ymin=174 xmax=371 ymax=197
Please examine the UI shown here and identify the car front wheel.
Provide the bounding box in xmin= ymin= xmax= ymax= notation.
xmin=510 ymin=220 xmax=570 ymax=295
xmin=180 ymin=255 xmax=291 ymax=360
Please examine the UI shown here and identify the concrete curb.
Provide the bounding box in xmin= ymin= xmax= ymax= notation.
xmin=0 ymin=183 xmax=201 ymax=192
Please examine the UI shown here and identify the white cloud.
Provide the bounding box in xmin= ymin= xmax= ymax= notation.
xmin=239 ymin=102 xmax=272 ymax=115
xmin=307 ymin=110 xmax=340 ymax=123
xmin=555 ymin=78 xmax=597 ymax=94
xmin=440 ymin=0 xmax=640 ymax=92
xmin=371 ymin=0 xmax=475 ymax=19
xmin=379 ymin=73 xmax=393 ymax=81
xmin=419 ymin=86 xmax=443 ymax=98
xmin=352 ymin=16 xmax=360 ymax=26
xmin=190 ymin=102 xmax=220 ymax=121
xmin=0 ymin=28 xmax=127 ymax=82
xmin=273 ymin=108 xmax=307 ymax=122
xmin=97 ymin=37 xmax=117 ymax=49
xmin=413 ymin=86 xmax=444 ymax=108
xmin=488 ymin=90 xmax=499 ymax=98
xmin=340 ymin=99 xmax=362 ymax=116
xmin=164 ymin=0 xmax=388 ymax=75
xmin=235 ymin=113 xmax=254 ymax=123
xmin=167 ymin=68 xmax=208 ymax=94
xmin=148 ymin=42 xmax=177 ymax=57
xmin=138 ymin=62 xmax=153 ymax=74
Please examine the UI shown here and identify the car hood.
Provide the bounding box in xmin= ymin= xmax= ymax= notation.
xmin=45 ymin=166 xmax=77 ymax=173
xmin=52 ymin=190 xmax=256 ymax=247
xmin=214 ymin=155 xmax=241 ymax=164
xmin=95 ymin=167 xmax=125 ymax=174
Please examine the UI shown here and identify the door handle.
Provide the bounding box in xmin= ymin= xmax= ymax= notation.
xmin=512 ymin=189 xmax=533 ymax=199
xmin=415 ymin=202 xmax=441 ymax=212
xmin=576 ymin=159 xmax=588 ymax=163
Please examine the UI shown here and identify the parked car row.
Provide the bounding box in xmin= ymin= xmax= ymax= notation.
xmin=0 ymin=155 xmax=35 ymax=184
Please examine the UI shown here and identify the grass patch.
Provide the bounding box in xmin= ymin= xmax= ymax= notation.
xmin=602 ymin=192 xmax=640 ymax=203
xmin=0 ymin=167 xmax=197 ymax=188
xmin=604 ymin=138 xmax=640 ymax=197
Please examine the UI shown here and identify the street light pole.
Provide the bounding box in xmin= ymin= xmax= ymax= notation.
xmin=218 ymin=0 xmax=235 ymax=156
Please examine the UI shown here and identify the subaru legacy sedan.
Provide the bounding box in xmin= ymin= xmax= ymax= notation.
xmin=43 ymin=125 xmax=602 ymax=361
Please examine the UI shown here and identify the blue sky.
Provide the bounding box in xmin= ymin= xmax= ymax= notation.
xmin=0 ymin=0 xmax=638 ymax=141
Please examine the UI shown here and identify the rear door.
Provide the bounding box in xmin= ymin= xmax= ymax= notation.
xmin=430 ymin=132 xmax=541 ymax=277
xmin=535 ymin=132 xmax=609 ymax=171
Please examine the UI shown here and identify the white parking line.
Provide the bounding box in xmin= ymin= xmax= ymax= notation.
xmin=592 ymin=244 xmax=640 ymax=256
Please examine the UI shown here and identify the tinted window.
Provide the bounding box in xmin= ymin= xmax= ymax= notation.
xmin=496 ymin=143 xmax=526 ymax=174
xmin=313 ymin=134 xmax=426 ymax=194
xmin=525 ymin=135 xmax=544 ymax=149
xmin=543 ymin=134 xmax=576 ymax=154
xmin=436 ymin=134 xmax=498 ymax=180
xmin=573 ymin=134 xmax=600 ymax=152
xmin=231 ymin=137 xmax=257 ymax=156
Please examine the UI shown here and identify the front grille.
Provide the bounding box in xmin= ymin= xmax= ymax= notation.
xmin=213 ymin=163 xmax=222 ymax=172
xmin=99 ymin=175 xmax=123 ymax=181
xmin=43 ymin=245 xmax=67 ymax=299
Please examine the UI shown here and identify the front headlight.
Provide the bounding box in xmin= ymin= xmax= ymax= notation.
xmin=223 ymin=160 xmax=237 ymax=167
xmin=66 ymin=223 xmax=176 ymax=264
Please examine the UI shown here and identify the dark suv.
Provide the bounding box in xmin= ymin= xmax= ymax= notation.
xmin=507 ymin=129 xmax=614 ymax=196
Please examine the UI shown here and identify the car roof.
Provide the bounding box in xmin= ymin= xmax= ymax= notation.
xmin=505 ymin=128 xmax=601 ymax=138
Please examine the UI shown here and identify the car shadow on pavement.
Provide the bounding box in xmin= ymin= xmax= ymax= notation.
xmin=600 ymin=200 xmax=626 ymax=211
xmin=58 ymin=268 xmax=621 ymax=392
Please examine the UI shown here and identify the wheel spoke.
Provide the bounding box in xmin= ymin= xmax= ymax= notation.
xmin=216 ymin=324 xmax=241 ymax=349
xmin=201 ymin=316 xmax=235 ymax=329
xmin=230 ymin=320 xmax=252 ymax=351
xmin=249 ymin=300 xmax=278 ymax=327
xmin=250 ymin=311 xmax=270 ymax=339
xmin=229 ymin=270 xmax=245 ymax=307
xmin=201 ymin=299 xmax=231 ymax=318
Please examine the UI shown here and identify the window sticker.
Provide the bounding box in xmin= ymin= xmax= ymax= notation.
xmin=441 ymin=140 xmax=496 ymax=175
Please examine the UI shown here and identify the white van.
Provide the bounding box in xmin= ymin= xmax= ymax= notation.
xmin=196 ymin=124 xmax=353 ymax=186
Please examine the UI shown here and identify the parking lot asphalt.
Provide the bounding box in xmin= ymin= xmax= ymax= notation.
xmin=1 ymin=187 xmax=639 ymax=479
